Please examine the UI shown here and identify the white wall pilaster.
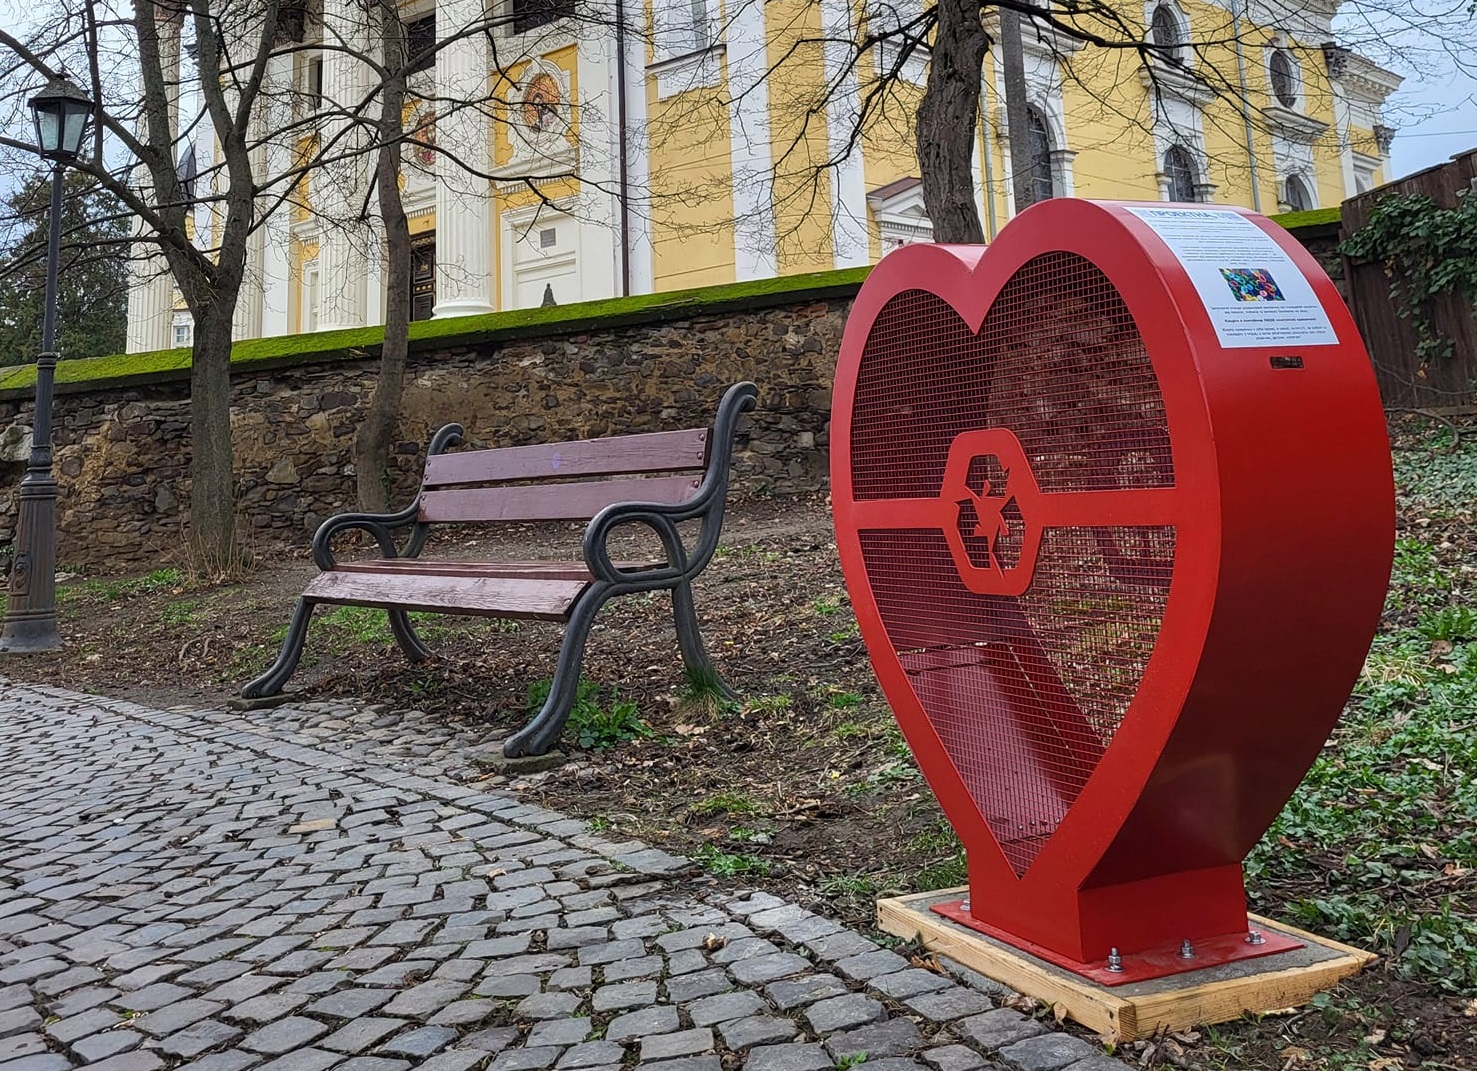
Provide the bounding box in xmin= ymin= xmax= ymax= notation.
xmin=433 ymin=0 xmax=495 ymax=318
xmin=726 ymin=0 xmax=778 ymax=280
xmin=820 ymin=0 xmax=869 ymax=267
xmin=315 ymin=0 xmax=374 ymax=330
xmin=126 ymin=13 xmax=182 ymax=353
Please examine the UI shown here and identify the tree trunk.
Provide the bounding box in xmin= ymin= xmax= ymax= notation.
xmin=187 ymin=299 xmax=237 ymax=568
xmin=916 ymin=0 xmax=989 ymax=243
xmin=354 ymin=3 xmax=411 ymax=511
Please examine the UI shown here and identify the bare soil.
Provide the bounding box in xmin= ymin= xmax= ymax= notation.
xmin=8 ymin=473 xmax=1474 ymax=1070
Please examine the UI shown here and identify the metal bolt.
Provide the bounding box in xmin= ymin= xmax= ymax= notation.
xmin=1179 ymin=939 xmax=1196 ymax=959
xmin=960 ymin=899 xmax=970 ymax=912
xmin=1106 ymin=947 xmax=1124 ymax=973
xmin=1246 ymin=929 xmax=1266 ymax=945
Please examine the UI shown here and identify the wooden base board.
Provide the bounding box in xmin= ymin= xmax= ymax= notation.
xmin=878 ymin=888 xmax=1376 ymax=1041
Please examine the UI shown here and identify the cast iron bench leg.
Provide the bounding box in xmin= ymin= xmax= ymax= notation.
xmin=503 ymin=586 xmax=612 ymax=758
xmin=672 ymin=578 xmax=736 ymax=701
xmin=388 ymin=609 xmax=432 ymax=663
xmin=241 ymin=598 xmax=317 ymax=699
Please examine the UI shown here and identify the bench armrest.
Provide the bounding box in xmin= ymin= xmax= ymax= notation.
xmin=582 ymin=382 xmax=757 ymax=587
xmin=311 ymin=504 xmax=421 ymax=570
xmin=311 ymin=422 xmax=465 ymax=569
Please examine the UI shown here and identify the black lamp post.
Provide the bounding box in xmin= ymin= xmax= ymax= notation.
xmin=1 ymin=76 xmax=93 ymax=654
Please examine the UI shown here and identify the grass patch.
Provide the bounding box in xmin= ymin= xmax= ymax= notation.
xmin=59 ymin=567 xmax=186 ymax=604
xmin=689 ymin=792 xmax=761 ymax=817
xmin=526 ymin=678 xmax=651 ymax=751
xmin=1245 ymin=427 xmax=1477 ymax=995
xmin=693 ymin=844 xmax=771 ymax=877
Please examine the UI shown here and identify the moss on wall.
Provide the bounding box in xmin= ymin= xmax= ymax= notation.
xmin=1271 ymin=206 xmax=1342 ymax=231
xmin=0 ymin=265 xmax=870 ymax=401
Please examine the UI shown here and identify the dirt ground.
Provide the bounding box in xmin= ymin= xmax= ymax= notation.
xmin=6 ymin=425 xmax=1474 ymax=1070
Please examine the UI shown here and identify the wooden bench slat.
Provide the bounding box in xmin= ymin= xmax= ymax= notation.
xmin=424 ymin=427 xmax=709 ymax=487
xmin=419 ymin=474 xmax=701 ymax=524
xmin=305 ymin=570 xmax=586 ymax=620
xmin=333 ymin=559 xmax=658 ymax=580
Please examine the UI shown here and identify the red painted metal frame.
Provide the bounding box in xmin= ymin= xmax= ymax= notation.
xmin=930 ymin=899 xmax=1303 ymax=987
xmin=831 ymin=200 xmax=1393 ymax=974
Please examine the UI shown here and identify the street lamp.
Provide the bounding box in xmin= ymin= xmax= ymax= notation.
xmin=0 ymin=76 xmax=93 ymax=654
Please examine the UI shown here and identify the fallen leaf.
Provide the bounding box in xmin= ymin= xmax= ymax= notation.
xmin=1363 ymin=1028 xmax=1387 ymax=1045
xmin=702 ymin=933 xmax=728 ymax=951
xmin=1279 ymin=1046 xmax=1312 ymax=1070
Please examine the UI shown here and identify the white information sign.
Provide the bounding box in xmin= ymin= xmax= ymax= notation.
xmin=1126 ymin=206 xmax=1338 ymax=349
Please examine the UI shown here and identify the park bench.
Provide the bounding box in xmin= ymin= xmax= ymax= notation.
xmin=242 ymin=381 xmax=758 ymax=757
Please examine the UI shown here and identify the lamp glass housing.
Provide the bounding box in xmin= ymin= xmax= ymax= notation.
xmin=29 ymin=80 xmax=93 ymax=159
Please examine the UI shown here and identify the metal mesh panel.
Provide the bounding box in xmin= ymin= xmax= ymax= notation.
xmin=850 ymin=252 xmax=1175 ymax=875
xmin=852 ymin=254 xmax=1173 ymax=498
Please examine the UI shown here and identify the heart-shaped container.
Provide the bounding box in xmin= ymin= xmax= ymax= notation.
xmin=831 ymin=200 xmax=1393 ymax=974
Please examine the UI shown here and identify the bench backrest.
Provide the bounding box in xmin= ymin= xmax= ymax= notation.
xmin=418 ymin=426 xmax=712 ymax=524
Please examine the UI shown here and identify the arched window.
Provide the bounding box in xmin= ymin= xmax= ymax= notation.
xmin=1283 ymin=174 xmax=1312 ymax=211
xmin=1024 ymin=107 xmax=1056 ymax=206
xmin=1269 ymin=49 xmax=1298 ymax=108
xmin=1163 ymin=146 xmax=1198 ymax=202
xmin=1150 ymin=4 xmax=1186 ymax=63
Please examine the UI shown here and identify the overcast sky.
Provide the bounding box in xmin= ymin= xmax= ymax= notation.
xmin=1387 ymin=77 xmax=1477 ymax=178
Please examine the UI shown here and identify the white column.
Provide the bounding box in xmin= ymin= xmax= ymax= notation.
xmin=433 ymin=0 xmax=495 ymax=318
xmin=316 ymin=0 xmax=374 ymax=330
xmin=820 ymin=0 xmax=869 ymax=267
xmin=126 ymin=257 xmax=176 ymax=352
xmin=258 ymin=51 xmax=295 ymax=337
xmin=126 ymin=13 xmax=182 ymax=353
xmin=573 ymin=28 xmax=617 ymax=301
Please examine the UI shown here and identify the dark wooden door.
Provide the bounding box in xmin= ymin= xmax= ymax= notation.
xmin=411 ymin=235 xmax=435 ymax=321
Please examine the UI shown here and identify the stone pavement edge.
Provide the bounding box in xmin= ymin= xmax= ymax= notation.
xmin=0 ymin=679 xmax=1129 ymax=1071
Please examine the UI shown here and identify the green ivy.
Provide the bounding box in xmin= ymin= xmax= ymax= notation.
xmin=1340 ymin=191 xmax=1477 ymax=365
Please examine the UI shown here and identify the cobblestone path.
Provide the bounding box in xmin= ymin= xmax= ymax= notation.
xmin=0 ymin=680 xmax=1125 ymax=1071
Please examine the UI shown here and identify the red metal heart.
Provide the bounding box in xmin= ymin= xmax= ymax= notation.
xmin=831 ymin=201 xmax=1393 ymax=969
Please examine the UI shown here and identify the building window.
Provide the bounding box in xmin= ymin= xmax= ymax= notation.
xmin=1283 ymin=174 xmax=1313 ymax=211
xmin=295 ymin=54 xmax=323 ymax=116
xmin=308 ymin=57 xmax=323 ymax=111
xmin=1269 ymin=48 xmax=1298 ymax=108
xmin=406 ymin=15 xmax=435 ymax=74
xmin=1150 ymin=4 xmax=1186 ymax=63
xmin=511 ymin=0 xmax=575 ymax=34
xmin=171 ymin=319 xmax=192 ymax=347
xmin=303 ymin=263 xmax=319 ymax=331
xmin=653 ymin=0 xmax=712 ymax=56
xmin=1022 ymin=107 xmax=1056 ymax=207
xmin=1163 ymin=146 xmax=1198 ymax=201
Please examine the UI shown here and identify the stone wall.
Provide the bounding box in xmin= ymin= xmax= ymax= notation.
xmin=0 ymin=296 xmax=847 ymax=570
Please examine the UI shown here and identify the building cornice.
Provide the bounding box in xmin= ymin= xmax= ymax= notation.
xmin=1138 ymin=62 xmax=1216 ymax=106
xmin=981 ymin=11 xmax=1087 ymax=60
xmin=1264 ymin=104 xmax=1330 ymax=142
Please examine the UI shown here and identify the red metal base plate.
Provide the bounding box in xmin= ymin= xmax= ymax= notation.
xmin=930 ymin=899 xmax=1305 ymax=986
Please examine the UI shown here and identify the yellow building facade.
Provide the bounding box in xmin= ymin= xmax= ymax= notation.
xmin=124 ymin=0 xmax=1400 ymax=350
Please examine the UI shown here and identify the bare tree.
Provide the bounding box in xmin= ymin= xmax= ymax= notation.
xmin=0 ymin=0 xmax=629 ymax=548
xmin=353 ymin=0 xmax=412 ymax=511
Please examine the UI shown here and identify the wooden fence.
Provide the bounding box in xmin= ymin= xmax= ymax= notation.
xmin=1340 ymin=149 xmax=1477 ymax=411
